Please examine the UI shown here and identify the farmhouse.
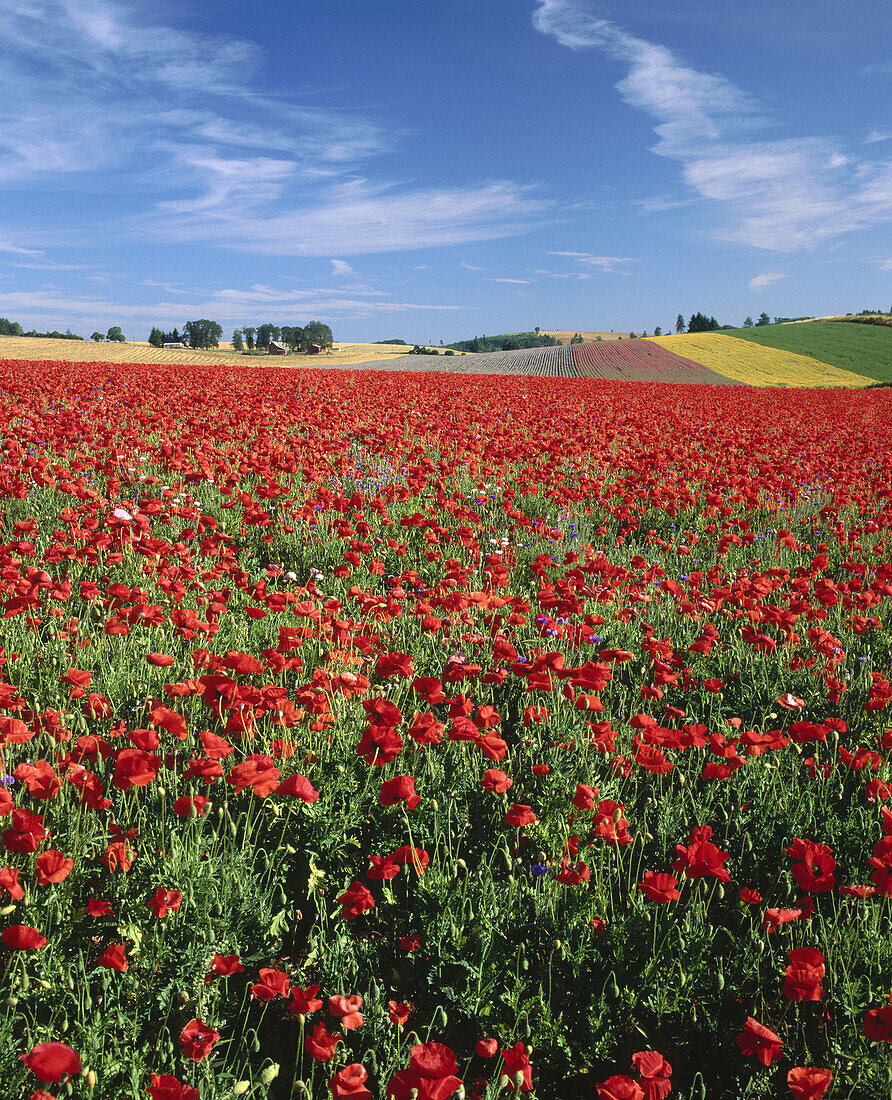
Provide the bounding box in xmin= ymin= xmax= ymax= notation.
xmin=162 ymin=342 xmax=184 ymax=349
xmin=307 ymin=343 xmax=324 ymax=355
xmin=267 ymin=341 xmax=287 ymax=355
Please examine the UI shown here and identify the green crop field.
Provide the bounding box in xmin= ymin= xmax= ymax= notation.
xmin=722 ymin=321 xmax=892 ymax=384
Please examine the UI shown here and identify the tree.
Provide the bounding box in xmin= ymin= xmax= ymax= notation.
xmin=570 ymin=332 xmax=583 ymax=345
xmin=654 ymin=326 xmax=662 ymax=336
xmin=148 ymin=327 xmax=164 ymax=347
xmin=743 ymin=316 xmax=754 ymax=328
xmin=687 ymin=313 xmax=720 ymax=333
xmin=183 ymin=319 xmax=222 ymax=349
xmin=756 ymin=312 xmax=771 ymax=326
xmin=281 ymin=326 xmax=304 ymax=352
xmin=676 ymin=314 xmax=685 ymax=334
xmin=106 ymin=326 xmax=125 ymax=342
xmin=91 ymin=332 xmax=105 ymax=342
xmin=232 ymin=329 xmax=244 ymax=352
xmin=302 ymin=321 xmax=333 ymax=350
xmin=0 ymin=317 xmax=24 ymax=336
xmin=256 ymin=323 xmax=273 ymax=350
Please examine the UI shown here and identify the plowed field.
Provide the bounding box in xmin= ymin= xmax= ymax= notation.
xmin=570 ymin=339 xmax=740 ymax=384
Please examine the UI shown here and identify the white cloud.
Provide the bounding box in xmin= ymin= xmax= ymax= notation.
xmin=547 ymin=250 xmax=635 ymax=273
xmin=533 ymin=0 xmax=892 ymax=252
xmin=0 ymin=0 xmax=548 ymax=255
xmin=879 ymin=258 xmax=892 ymax=271
xmin=0 ymin=238 xmax=44 ymax=257
xmin=865 ymin=130 xmax=891 ymax=144
xmin=489 ymin=277 xmax=534 ymax=284
xmin=749 ymin=272 xmax=786 ymax=291
xmin=460 ymin=261 xmax=485 ymax=270
xmin=330 ymin=259 xmax=356 ymax=277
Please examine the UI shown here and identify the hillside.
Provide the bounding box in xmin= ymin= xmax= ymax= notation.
xmin=722 ymin=321 xmax=892 ymax=383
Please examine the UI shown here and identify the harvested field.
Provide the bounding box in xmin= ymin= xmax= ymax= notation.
xmin=542 ymin=329 xmax=630 ymax=344
xmin=648 ymin=333 xmax=871 ymax=387
xmin=0 ymin=337 xmax=445 ymax=367
xmin=571 ymin=338 xmax=740 ymax=384
xmin=316 ymin=345 xmax=577 ymax=375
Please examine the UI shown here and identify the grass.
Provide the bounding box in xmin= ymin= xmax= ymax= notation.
xmin=722 ymin=322 xmax=892 ymax=384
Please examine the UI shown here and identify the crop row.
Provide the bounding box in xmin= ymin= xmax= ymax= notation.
xmin=569 ymin=341 xmax=740 ymax=385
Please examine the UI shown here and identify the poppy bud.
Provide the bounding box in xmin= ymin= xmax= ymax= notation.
xmin=232 ymin=1083 xmax=250 ymax=1096
xmin=260 ymin=1063 xmax=279 ymax=1085
xmin=85 ymin=1069 xmax=97 ymax=1090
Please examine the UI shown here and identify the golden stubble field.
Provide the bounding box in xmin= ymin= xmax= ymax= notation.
xmin=542 ymin=330 xmax=631 ymax=344
xmin=0 ymin=338 xmax=459 ymax=367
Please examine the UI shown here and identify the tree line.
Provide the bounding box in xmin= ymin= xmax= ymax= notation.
xmin=446 ymin=330 xmax=560 ymax=353
xmin=148 ymin=320 xmax=334 ymax=352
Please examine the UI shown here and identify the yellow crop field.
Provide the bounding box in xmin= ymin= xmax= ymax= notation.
xmin=0 ymin=337 xmax=457 ymax=367
xmin=648 ymin=333 xmax=870 ymax=388
xmin=543 ymin=330 xmax=630 ymax=344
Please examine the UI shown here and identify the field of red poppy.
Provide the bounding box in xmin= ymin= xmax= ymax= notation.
xmin=1 ymin=358 xmax=892 ymax=1100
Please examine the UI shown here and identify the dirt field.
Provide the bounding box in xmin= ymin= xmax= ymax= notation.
xmin=0 ymin=337 xmax=458 ymax=367
xmin=542 ymin=330 xmax=632 ymax=344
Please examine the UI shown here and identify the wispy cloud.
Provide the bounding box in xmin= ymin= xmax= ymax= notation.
xmin=533 ymin=0 xmax=892 ymax=251
xmin=490 ymin=277 xmax=534 ymax=284
xmin=330 ymin=260 xmax=356 ymax=277
xmin=547 ymin=250 xmax=635 ymax=273
xmin=879 ymin=258 xmax=892 ymax=272
xmin=865 ymin=130 xmax=891 ymax=144
xmin=749 ymin=272 xmax=786 ymax=291
xmin=0 ymin=238 xmax=44 ymax=257
xmin=0 ymin=0 xmax=549 ymax=255
xmin=460 ymin=261 xmax=485 ymax=271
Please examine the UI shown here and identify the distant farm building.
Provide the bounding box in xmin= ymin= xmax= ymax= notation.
xmin=267 ymin=341 xmax=287 ymax=355
xmin=162 ymin=342 xmax=185 ymax=349
xmin=307 ymin=343 xmax=324 ymax=355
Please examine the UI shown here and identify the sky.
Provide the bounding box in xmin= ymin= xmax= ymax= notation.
xmin=0 ymin=0 xmax=890 ymax=344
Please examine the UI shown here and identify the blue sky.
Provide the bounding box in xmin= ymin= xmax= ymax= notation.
xmin=1 ymin=0 xmax=890 ymax=343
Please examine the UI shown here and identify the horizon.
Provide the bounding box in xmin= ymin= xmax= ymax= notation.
xmin=1 ymin=0 xmax=890 ymax=344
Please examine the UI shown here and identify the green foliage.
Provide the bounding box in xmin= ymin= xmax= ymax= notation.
xmin=183 ymin=319 xmax=223 ymax=350
xmin=446 ymin=331 xmax=560 ymax=353
xmin=756 ymin=312 xmax=771 ymax=326
xmin=106 ymin=326 xmax=125 ymax=342
xmin=687 ymin=313 xmax=720 ymax=333
xmin=0 ymin=316 xmax=24 ymax=336
xmin=375 ymin=339 xmax=408 ymax=345
xmin=90 ymin=331 xmax=105 ymax=342
xmin=724 ymin=320 xmax=892 ymax=383
xmin=231 ymin=329 xmax=245 ymax=352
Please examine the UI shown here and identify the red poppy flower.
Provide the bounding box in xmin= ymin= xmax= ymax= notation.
xmin=379 ymin=775 xmax=421 ymax=809
xmin=736 ymin=1016 xmax=784 ymax=1066
xmin=762 ymin=907 xmax=803 ymax=932
xmin=637 ymin=871 xmax=681 ymax=903
xmin=328 ymin=1063 xmax=373 ymax=1100
xmin=632 ymin=1050 xmax=672 ymax=1100
xmin=251 ymin=968 xmax=291 ymax=1001
xmin=289 ymin=984 xmax=323 ymax=1017
xmin=740 ymin=888 xmax=762 ymax=904
xmin=276 ymin=773 xmax=319 ymax=802
xmin=476 ymin=1036 xmax=498 ymax=1058
xmin=572 ymin=783 xmax=599 ymax=811
xmin=173 ymin=794 xmax=210 ymax=818
xmin=389 ymin=1000 xmax=412 ymax=1025
xmin=500 ymin=1042 xmax=533 ymax=1091
xmin=304 ymin=1022 xmax=342 ymax=1062
xmin=597 ymin=1076 xmax=644 ymax=1100
xmin=338 ymin=881 xmax=375 ymax=920
xmin=226 ymin=755 xmax=280 ymax=798
xmin=98 ymin=943 xmax=129 ymax=972
xmin=787 ymin=1067 xmax=832 ymax=1100
xmin=2 ymin=924 xmax=47 ymax=950
xmin=86 ymin=898 xmax=113 ymax=917
xmin=329 ymin=993 xmax=364 ymax=1029
xmin=147 ymin=887 xmax=183 ymax=919
xmin=100 ymin=839 xmax=135 ymax=873
xmin=178 ymin=1018 xmax=220 ymax=1061
xmin=35 ymin=849 xmax=74 ymax=886
xmin=388 ymin=1042 xmax=463 ymax=1100
xmin=112 ymin=747 xmax=162 ymax=790
xmin=147 ymin=1073 xmax=200 ymax=1100
xmin=863 ymin=998 xmax=892 ymax=1042
xmin=505 ymin=804 xmax=537 ymax=827
xmin=0 ymin=866 xmax=24 ymax=900
xmin=20 ymin=1042 xmax=81 ymax=1082
xmin=479 ymin=768 xmax=512 ymax=793
xmin=205 ymin=953 xmax=244 ymax=983
xmin=147 ymin=653 xmax=175 ymax=667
